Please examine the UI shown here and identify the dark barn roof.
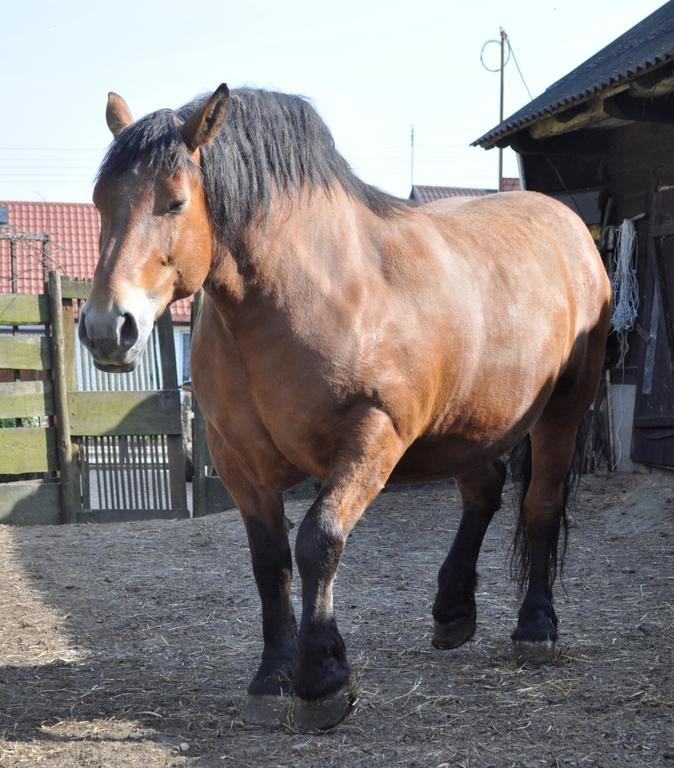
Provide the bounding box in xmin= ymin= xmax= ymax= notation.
xmin=474 ymin=1 xmax=674 ymax=148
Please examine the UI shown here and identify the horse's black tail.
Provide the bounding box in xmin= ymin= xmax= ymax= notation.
xmin=508 ymin=418 xmax=589 ymax=594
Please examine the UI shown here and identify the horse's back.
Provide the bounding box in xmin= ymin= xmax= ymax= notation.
xmin=421 ymin=190 xmax=610 ymax=336
xmin=404 ymin=190 xmax=610 ymax=451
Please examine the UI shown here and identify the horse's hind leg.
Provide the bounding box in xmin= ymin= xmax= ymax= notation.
xmin=432 ymin=459 xmax=506 ymax=649
xmin=511 ymin=414 xmax=581 ymax=662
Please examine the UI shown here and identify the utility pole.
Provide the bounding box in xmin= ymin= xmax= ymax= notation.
xmin=498 ymin=27 xmax=506 ymax=192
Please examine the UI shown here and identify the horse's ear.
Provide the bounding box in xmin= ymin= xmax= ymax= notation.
xmin=106 ymin=92 xmax=133 ymax=137
xmin=181 ymin=84 xmax=230 ymax=152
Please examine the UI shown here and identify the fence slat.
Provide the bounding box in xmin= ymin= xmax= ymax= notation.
xmin=77 ymin=507 xmax=185 ymax=524
xmin=60 ymin=279 xmax=92 ymax=301
xmin=0 ymin=294 xmax=50 ymax=325
xmin=0 ymin=334 xmax=52 ymax=370
xmin=0 ymin=427 xmax=58 ymax=474
xmin=0 ymin=381 xmax=54 ymax=418
xmin=69 ymin=390 xmax=182 ymax=435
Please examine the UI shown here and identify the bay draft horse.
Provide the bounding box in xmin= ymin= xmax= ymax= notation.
xmin=79 ymin=84 xmax=611 ymax=730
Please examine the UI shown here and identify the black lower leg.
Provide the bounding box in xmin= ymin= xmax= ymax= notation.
xmin=433 ymin=509 xmax=494 ymax=624
xmin=245 ymin=517 xmax=297 ymax=695
xmin=294 ymin=499 xmax=350 ymax=701
xmin=512 ymin=525 xmax=559 ymax=644
xmin=432 ymin=461 xmax=504 ymax=648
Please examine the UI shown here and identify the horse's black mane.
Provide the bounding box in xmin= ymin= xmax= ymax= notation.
xmin=98 ymin=88 xmax=406 ymax=244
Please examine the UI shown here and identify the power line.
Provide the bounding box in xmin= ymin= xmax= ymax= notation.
xmin=0 ymin=147 xmax=106 ymax=152
xmin=506 ymin=38 xmax=534 ymax=101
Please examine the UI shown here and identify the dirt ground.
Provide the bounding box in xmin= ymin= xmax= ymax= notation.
xmin=0 ymin=470 xmax=672 ymax=768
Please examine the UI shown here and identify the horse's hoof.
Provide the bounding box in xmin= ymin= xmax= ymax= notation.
xmin=432 ymin=611 xmax=476 ymax=649
xmin=291 ymin=684 xmax=354 ymax=731
xmin=241 ymin=694 xmax=289 ymax=726
xmin=512 ymin=639 xmax=557 ymax=665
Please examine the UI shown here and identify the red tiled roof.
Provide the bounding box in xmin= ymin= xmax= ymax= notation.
xmin=409 ymin=179 xmax=521 ymax=203
xmin=500 ymin=177 xmax=522 ymax=192
xmin=0 ymin=201 xmax=191 ymax=323
xmin=410 ymin=185 xmax=494 ymax=203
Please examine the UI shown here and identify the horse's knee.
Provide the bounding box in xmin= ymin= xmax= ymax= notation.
xmin=295 ymin=498 xmax=345 ymax=582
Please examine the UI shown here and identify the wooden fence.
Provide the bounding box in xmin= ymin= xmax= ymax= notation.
xmin=0 ymin=272 xmax=188 ymax=524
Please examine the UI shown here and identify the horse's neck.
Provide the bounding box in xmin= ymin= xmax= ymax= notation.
xmin=206 ymin=186 xmax=382 ymax=324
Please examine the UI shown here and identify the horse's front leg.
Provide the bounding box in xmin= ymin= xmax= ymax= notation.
xmin=208 ymin=435 xmax=297 ymax=721
xmin=293 ymin=408 xmax=405 ymax=731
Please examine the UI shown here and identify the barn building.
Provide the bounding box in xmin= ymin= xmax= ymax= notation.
xmin=474 ymin=1 xmax=674 ymax=469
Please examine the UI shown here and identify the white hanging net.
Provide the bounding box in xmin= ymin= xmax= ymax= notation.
xmin=607 ymin=218 xmax=639 ymax=366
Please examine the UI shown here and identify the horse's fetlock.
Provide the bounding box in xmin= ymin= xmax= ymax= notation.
xmin=295 ymin=622 xmax=350 ymax=701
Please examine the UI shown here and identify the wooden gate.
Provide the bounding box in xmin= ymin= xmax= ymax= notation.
xmin=0 ymin=270 xmax=188 ymax=524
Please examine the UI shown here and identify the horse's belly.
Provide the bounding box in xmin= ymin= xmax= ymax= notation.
xmin=390 ymin=433 xmax=510 ymax=483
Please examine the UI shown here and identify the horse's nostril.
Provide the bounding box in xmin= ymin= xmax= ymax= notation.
xmin=120 ymin=312 xmax=139 ymax=349
xmin=78 ymin=310 xmax=89 ymax=344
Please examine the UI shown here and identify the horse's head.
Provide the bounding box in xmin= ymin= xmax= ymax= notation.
xmin=79 ymin=85 xmax=230 ymax=371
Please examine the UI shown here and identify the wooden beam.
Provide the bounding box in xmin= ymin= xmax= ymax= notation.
xmin=0 ymin=294 xmax=49 ymax=325
xmin=0 ymin=427 xmax=58 ymax=474
xmin=629 ymin=62 xmax=674 ymax=98
xmin=508 ymin=129 xmax=610 ymax=155
xmin=0 ymin=380 xmax=55 ymax=419
xmin=68 ymin=390 xmax=183 ymax=435
xmin=529 ymin=98 xmax=611 ymax=140
xmin=527 ymin=83 xmax=633 ymax=141
xmin=77 ymin=507 xmax=188 ymax=523
xmin=604 ymin=91 xmax=674 ymax=126
xmin=60 ymin=278 xmax=92 ymax=301
xmin=0 ymin=334 xmax=52 ymax=370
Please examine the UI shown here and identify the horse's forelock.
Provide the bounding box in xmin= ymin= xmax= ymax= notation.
xmin=96 ymin=108 xmax=195 ymax=183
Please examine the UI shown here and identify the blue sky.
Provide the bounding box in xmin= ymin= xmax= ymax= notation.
xmin=0 ymin=0 xmax=665 ymax=203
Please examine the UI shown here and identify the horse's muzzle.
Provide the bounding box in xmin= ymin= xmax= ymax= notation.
xmin=78 ymin=304 xmax=142 ymax=371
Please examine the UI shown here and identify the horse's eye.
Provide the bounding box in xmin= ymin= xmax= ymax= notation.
xmin=168 ymin=200 xmax=187 ymax=214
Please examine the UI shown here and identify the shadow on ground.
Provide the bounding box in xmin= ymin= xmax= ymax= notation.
xmin=0 ymin=472 xmax=672 ymax=767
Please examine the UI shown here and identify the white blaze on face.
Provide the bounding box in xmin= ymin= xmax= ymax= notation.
xmin=119 ymin=284 xmax=161 ymax=353
xmin=79 ymin=283 xmax=162 ymax=370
